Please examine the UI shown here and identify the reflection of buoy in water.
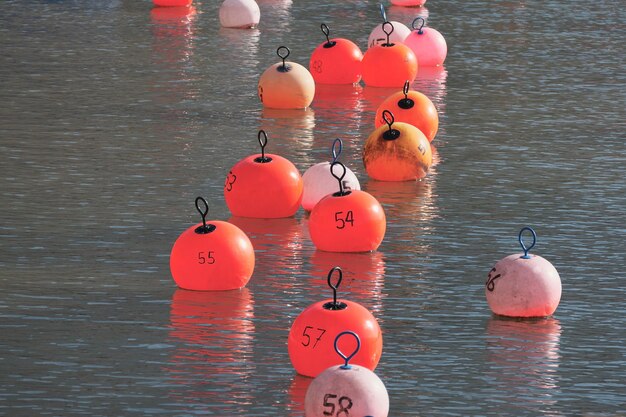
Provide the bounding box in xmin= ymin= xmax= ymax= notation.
xmin=153 ymin=0 xmax=192 ymax=7
xmin=288 ymin=267 xmax=383 ymax=377
xmin=404 ymin=17 xmax=447 ymax=67
xmin=258 ymin=46 xmax=315 ymax=109
xmin=170 ymin=197 xmax=255 ymax=291
xmin=304 ymin=331 xmax=389 ymax=417
xmin=219 ymin=0 xmax=260 ymax=29
xmin=224 ymin=130 xmax=303 ymax=218
xmin=287 ymin=375 xmax=313 ymax=415
xmin=363 ymin=110 xmax=432 ymax=181
xmin=485 ymin=227 xmax=562 ymax=318
xmin=375 ymin=81 xmax=439 ymax=142
xmin=362 ymin=22 xmax=418 ymax=88
xmin=309 ymin=24 xmax=363 ymax=85
xmin=309 ymin=162 xmax=386 ymax=252
xmin=391 ymin=0 xmax=427 ymax=6
xmin=151 ymin=5 xmax=196 ymax=20
xmin=302 ymin=138 xmax=360 ymax=212
xmin=368 ymin=5 xmax=410 ymax=48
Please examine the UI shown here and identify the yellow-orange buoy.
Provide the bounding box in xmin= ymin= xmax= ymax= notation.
xmin=362 ymin=22 xmax=418 ymax=88
xmin=258 ymin=46 xmax=315 ymax=109
xmin=375 ymin=80 xmax=439 ymax=142
xmin=363 ymin=110 xmax=432 ymax=181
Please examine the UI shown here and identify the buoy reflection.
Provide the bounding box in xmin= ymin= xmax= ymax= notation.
xmin=259 ymin=108 xmax=316 ymax=165
xmin=287 ymin=374 xmax=313 ymax=414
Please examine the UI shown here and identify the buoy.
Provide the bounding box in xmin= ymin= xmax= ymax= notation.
xmin=302 ymin=138 xmax=361 ymax=212
xmin=258 ymin=46 xmax=315 ymax=109
xmin=224 ymin=130 xmax=303 ymax=218
xmin=170 ymin=197 xmax=255 ymax=291
xmin=362 ymin=22 xmax=418 ymax=88
xmin=304 ymin=331 xmax=389 ymax=417
xmin=153 ymin=0 xmax=192 ymax=7
xmin=375 ymin=80 xmax=439 ymax=142
xmin=151 ymin=5 xmax=196 ymax=21
xmin=367 ymin=5 xmax=411 ymax=48
xmin=219 ymin=0 xmax=260 ymax=29
xmin=363 ymin=110 xmax=432 ymax=181
xmin=485 ymin=227 xmax=562 ymax=318
xmin=309 ymin=162 xmax=386 ymax=252
xmin=404 ymin=17 xmax=448 ymax=67
xmin=391 ymin=0 xmax=427 ymax=6
xmin=288 ymin=267 xmax=383 ymax=377
xmin=309 ymin=24 xmax=363 ymax=85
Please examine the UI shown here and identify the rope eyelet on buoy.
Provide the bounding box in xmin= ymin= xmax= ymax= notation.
xmin=287 ymin=266 xmax=383 ymax=377
xmin=170 ymin=197 xmax=255 ymax=291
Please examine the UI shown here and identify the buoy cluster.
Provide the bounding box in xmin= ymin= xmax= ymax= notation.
xmin=158 ymin=1 xmax=563 ymax=414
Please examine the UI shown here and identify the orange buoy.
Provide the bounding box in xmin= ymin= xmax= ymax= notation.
xmin=367 ymin=5 xmax=411 ymax=49
xmin=258 ymin=46 xmax=315 ymax=109
xmin=219 ymin=0 xmax=260 ymax=28
xmin=304 ymin=331 xmax=389 ymax=417
xmin=309 ymin=24 xmax=363 ymax=85
xmin=309 ymin=162 xmax=386 ymax=252
xmin=362 ymin=22 xmax=418 ymax=88
xmin=153 ymin=0 xmax=192 ymax=6
xmin=404 ymin=17 xmax=448 ymax=67
xmin=170 ymin=197 xmax=255 ymax=291
xmin=224 ymin=130 xmax=303 ymax=218
xmin=288 ymin=267 xmax=383 ymax=377
xmin=375 ymin=80 xmax=439 ymax=142
xmin=363 ymin=110 xmax=432 ymax=181
xmin=485 ymin=227 xmax=562 ymax=318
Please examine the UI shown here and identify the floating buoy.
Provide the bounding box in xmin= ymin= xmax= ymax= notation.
xmin=362 ymin=22 xmax=418 ymax=88
xmin=309 ymin=162 xmax=386 ymax=252
xmin=153 ymin=0 xmax=192 ymax=7
xmin=170 ymin=197 xmax=255 ymax=291
xmin=391 ymin=0 xmax=427 ymax=6
xmin=367 ymin=5 xmax=411 ymax=48
xmin=258 ymin=46 xmax=315 ymax=109
xmin=288 ymin=267 xmax=383 ymax=377
xmin=309 ymin=24 xmax=363 ymax=85
xmin=375 ymin=80 xmax=439 ymax=142
xmin=485 ymin=227 xmax=562 ymax=318
xmin=219 ymin=0 xmax=260 ymax=28
xmin=404 ymin=17 xmax=448 ymax=67
xmin=305 ymin=331 xmax=389 ymax=417
xmin=363 ymin=110 xmax=432 ymax=181
xmin=224 ymin=130 xmax=303 ymax=218
xmin=302 ymin=138 xmax=361 ymax=212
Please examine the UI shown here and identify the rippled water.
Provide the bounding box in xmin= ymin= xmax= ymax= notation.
xmin=1 ymin=0 xmax=624 ymax=415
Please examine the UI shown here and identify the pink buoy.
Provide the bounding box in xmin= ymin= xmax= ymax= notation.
xmin=309 ymin=24 xmax=363 ymax=85
xmin=304 ymin=331 xmax=389 ymax=417
xmin=219 ymin=0 xmax=260 ymax=29
xmin=302 ymin=138 xmax=360 ymax=212
xmin=367 ymin=5 xmax=410 ymax=48
xmin=485 ymin=227 xmax=562 ymax=318
xmin=404 ymin=17 xmax=447 ymax=67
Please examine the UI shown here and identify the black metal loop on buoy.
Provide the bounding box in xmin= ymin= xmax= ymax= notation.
xmin=331 ymin=138 xmax=343 ymax=163
xmin=323 ymin=266 xmax=348 ymax=310
xmin=379 ymin=3 xmax=387 ymax=23
xmin=382 ymin=21 xmax=395 ymax=47
xmin=334 ymin=331 xmax=361 ymax=369
xmin=398 ymin=80 xmax=415 ymax=109
xmin=254 ymin=130 xmax=273 ymax=163
xmin=382 ymin=110 xmax=401 ymax=140
xmin=321 ymin=23 xmax=336 ymax=48
xmin=331 ymin=161 xmax=351 ymax=197
xmin=194 ymin=196 xmax=216 ymax=234
xmin=276 ymin=46 xmax=292 ymax=72
xmin=519 ymin=226 xmax=537 ymax=259
xmin=412 ymin=16 xmax=426 ymax=35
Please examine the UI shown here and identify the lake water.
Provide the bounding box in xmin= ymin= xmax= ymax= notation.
xmin=1 ymin=0 xmax=624 ymax=416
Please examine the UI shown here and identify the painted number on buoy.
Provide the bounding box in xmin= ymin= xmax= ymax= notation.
xmin=312 ymin=60 xmax=323 ymax=73
xmin=198 ymin=251 xmax=215 ymax=265
xmin=224 ymin=171 xmax=237 ymax=191
xmin=334 ymin=211 xmax=354 ymax=229
xmin=258 ymin=85 xmax=264 ymax=103
xmin=486 ymin=267 xmax=501 ymax=292
xmin=418 ymin=143 xmax=426 ymax=155
xmin=301 ymin=326 xmax=326 ymax=348
xmin=323 ymin=394 xmax=353 ymax=417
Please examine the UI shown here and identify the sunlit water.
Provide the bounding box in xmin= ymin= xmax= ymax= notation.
xmin=1 ymin=0 xmax=624 ymax=416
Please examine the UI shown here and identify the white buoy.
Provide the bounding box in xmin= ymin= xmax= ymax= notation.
xmin=367 ymin=4 xmax=410 ymax=48
xmin=219 ymin=0 xmax=260 ymax=29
